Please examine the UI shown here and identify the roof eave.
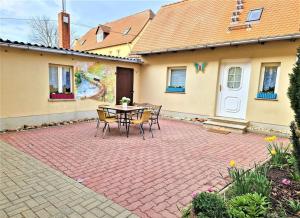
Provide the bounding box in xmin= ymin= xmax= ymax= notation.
xmin=0 ymin=40 xmax=142 ymax=64
xmin=132 ymin=33 xmax=300 ymax=55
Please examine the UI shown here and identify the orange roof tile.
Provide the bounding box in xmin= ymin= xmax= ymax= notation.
xmin=132 ymin=0 xmax=300 ymax=54
xmin=74 ymin=10 xmax=154 ymax=51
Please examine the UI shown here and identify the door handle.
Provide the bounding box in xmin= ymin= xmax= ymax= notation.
xmin=219 ymin=84 xmax=222 ymax=92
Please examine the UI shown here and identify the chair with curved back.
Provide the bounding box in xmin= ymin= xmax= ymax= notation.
xmin=130 ymin=110 xmax=153 ymax=140
xmin=95 ymin=109 xmax=119 ymax=138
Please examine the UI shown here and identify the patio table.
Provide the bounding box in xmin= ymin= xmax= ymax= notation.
xmin=98 ymin=105 xmax=146 ymax=137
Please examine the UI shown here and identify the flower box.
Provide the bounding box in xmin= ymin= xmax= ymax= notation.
xmin=256 ymin=92 xmax=277 ymax=100
xmin=50 ymin=93 xmax=74 ymax=99
xmin=166 ymin=87 xmax=185 ymax=93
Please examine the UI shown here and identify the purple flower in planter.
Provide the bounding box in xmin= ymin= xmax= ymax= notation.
xmin=192 ymin=192 xmax=198 ymax=198
xmin=281 ymin=178 xmax=291 ymax=186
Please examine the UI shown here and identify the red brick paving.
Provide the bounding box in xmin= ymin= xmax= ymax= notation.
xmin=0 ymin=119 xmax=281 ymax=217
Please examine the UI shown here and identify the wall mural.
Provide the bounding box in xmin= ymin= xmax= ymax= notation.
xmin=74 ymin=62 xmax=115 ymax=103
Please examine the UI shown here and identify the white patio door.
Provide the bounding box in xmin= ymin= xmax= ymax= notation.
xmin=217 ymin=62 xmax=251 ymax=119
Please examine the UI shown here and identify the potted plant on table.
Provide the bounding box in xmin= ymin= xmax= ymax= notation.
xmin=120 ymin=97 xmax=131 ymax=107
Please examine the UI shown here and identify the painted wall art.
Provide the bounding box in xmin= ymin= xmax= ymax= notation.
xmin=74 ymin=62 xmax=115 ymax=103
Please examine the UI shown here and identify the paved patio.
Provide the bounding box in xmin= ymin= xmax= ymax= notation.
xmin=0 ymin=119 xmax=274 ymax=217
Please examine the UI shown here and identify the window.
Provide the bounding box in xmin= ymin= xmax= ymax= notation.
xmin=49 ymin=65 xmax=73 ymax=99
xmin=123 ymin=27 xmax=131 ymax=35
xmin=166 ymin=67 xmax=186 ymax=92
xmin=247 ymin=8 xmax=263 ymax=22
xmin=260 ymin=64 xmax=280 ymax=93
xmin=80 ymin=39 xmax=86 ymax=45
xmin=96 ymin=31 xmax=109 ymax=42
xmin=49 ymin=66 xmax=58 ymax=93
xmin=227 ymin=67 xmax=242 ymax=89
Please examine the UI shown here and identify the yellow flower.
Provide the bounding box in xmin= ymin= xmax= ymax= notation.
xmin=229 ymin=160 xmax=236 ymax=168
xmin=271 ymin=149 xmax=277 ymax=155
xmin=265 ymin=136 xmax=277 ymax=143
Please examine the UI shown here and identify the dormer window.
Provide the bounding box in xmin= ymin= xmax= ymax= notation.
xmin=123 ymin=27 xmax=131 ymax=35
xmin=96 ymin=31 xmax=108 ymax=42
xmin=247 ymin=8 xmax=263 ymax=22
xmin=96 ymin=25 xmax=110 ymax=42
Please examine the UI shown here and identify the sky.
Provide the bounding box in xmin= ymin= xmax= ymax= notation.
xmin=0 ymin=0 xmax=174 ymax=43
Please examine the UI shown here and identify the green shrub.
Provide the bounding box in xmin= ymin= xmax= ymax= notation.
xmin=291 ymin=122 xmax=300 ymax=173
xmin=288 ymin=48 xmax=300 ymax=128
xmin=228 ymin=165 xmax=271 ymax=198
xmin=287 ymin=199 xmax=300 ymax=214
xmin=227 ymin=193 xmax=269 ymax=218
xmin=288 ymin=47 xmax=300 ymax=174
xmin=192 ymin=192 xmax=229 ymax=218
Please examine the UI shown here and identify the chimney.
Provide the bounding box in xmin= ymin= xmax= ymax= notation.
xmin=58 ymin=1 xmax=70 ymax=49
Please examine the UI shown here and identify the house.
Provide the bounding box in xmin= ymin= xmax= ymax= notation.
xmin=132 ymin=0 xmax=300 ymax=134
xmin=0 ymin=10 xmax=142 ymax=131
xmin=74 ymin=10 xmax=154 ymax=57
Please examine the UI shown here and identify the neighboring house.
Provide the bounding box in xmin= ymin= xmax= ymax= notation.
xmin=74 ymin=10 xmax=154 ymax=57
xmin=0 ymin=10 xmax=142 ymax=131
xmin=132 ymin=0 xmax=300 ymax=134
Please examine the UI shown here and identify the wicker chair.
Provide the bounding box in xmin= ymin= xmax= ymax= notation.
xmin=95 ymin=109 xmax=119 ymax=138
xmin=129 ymin=110 xmax=153 ymax=140
xmin=150 ymin=105 xmax=162 ymax=130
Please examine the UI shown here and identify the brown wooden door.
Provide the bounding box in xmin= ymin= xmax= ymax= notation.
xmin=116 ymin=67 xmax=134 ymax=105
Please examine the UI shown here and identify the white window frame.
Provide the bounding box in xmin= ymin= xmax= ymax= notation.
xmin=247 ymin=8 xmax=263 ymax=22
xmin=167 ymin=67 xmax=187 ymax=88
xmin=259 ymin=63 xmax=280 ymax=94
xmin=49 ymin=64 xmax=73 ymax=94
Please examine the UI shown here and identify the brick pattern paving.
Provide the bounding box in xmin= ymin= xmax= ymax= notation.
xmin=0 ymin=119 xmax=280 ymax=217
xmin=0 ymin=141 xmax=137 ymax=218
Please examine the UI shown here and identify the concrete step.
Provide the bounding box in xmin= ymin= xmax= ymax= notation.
xmin=208 ymin=116 xmax=249 ymax=126
xmin=203 ymin=120 xmax=247 ymax=134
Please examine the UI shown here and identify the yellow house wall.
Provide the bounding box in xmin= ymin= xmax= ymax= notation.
xmin=0 ymin=47 xmax=141 ymax=119
xmin=89 ymin=43 xmax=132 ymax=57
xmin=139 ymin=41 xmax=299 ymax=126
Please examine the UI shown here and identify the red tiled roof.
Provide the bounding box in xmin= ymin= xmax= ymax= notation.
xmin=74 ymin=10 xmax=154 ymax=51
xmin=132 ymin=0 xmax=300 ymax=54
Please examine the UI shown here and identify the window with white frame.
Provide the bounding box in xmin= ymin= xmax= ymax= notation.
xmin=49 ymin=65 xmax=73 ymax=98
xmin=167 ymin=67 xmax=186 ymax=89
xmin=259 ymin=63 xmax=280 ymax=94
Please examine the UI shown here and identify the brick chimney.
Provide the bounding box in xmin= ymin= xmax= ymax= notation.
xmin=58 ymin=11 xmax=70 ymax=49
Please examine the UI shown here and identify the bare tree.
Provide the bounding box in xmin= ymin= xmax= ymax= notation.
xmin=29 ymin=16 xmax=58 ymax=47
xmin=29 ymin=16 xmax=78 ymax=48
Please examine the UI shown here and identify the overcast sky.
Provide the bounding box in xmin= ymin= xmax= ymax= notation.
xmin=0 ymin=0 xmax=174 ymax=43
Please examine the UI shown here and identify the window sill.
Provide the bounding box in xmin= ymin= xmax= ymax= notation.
xmin=165 ymin=92 xmax=186 ymax=94
xmin=255 ymin=98 xmax=278 ymax=101
xmin=48 ymin=99 xmax=76 ymax=102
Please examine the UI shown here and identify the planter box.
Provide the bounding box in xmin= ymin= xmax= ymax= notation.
xmin=166 ymin=87 xmax=185 ymax=93
xmin=50 ymin=93 xmax=74 ymax=99
xmin=256 ymin=92 xmax=277 ymax=100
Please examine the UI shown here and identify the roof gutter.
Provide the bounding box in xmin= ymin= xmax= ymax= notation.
xmin=0 ymin=41 xmax=142 ymax=64
xmin=133 ymin=33 xmax=300 ymax=55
